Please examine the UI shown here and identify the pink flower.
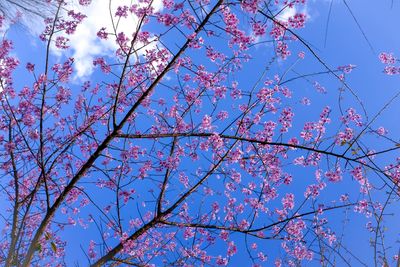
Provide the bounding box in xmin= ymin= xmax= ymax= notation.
xmin=115 ymin=6 xmax=129 ymax=17
xmin=200 ymin=114 xmax=213 ymax=131
xmin=26 ymin=62 xmax=35 ymax=72
xmin=88 ymin=240 xmax=96 ymax=259
xmin=217 ymin=110 xmax=228 ymax=120
xmin=252 ymin=21 xmax=266 ymax=36
xmin=336 ymin=127 xmax=354 ymax=145
xmin=179 ymin=172 xmax=189 ymax=188
xmin=93 ymin=57 xmax=111 ymax=73
xmin=325 ymin=167 xmax=342 ymax=182
xmin=279 ymin=107 xmax=294 ymax=132
xmin=276 ymin=41 xmax=291 ymax=60
xmin=79 ymin=0 xmax=92 ymax=5
xmin=298 ymin=51 xmax=305 ymax=59
xmin=282 ymin=193 xmax=295 ymax=210
xmin=288 ymin=13 xmax=307 ymax=29
xmin=55 ymin=36 xmax=69 ymax=49
xmin=56 ymin=86 xmax=71 ymax=104
xmin=376 ymin=126 xmax=387 ymax=135
xmin=97 ymin=27 xmax=108 ymax=39
xmin=258 ymin=252 xmax=267 ymax=261
xmin=216 ymin=256 xmax=228 ymax=266
xmin=209 ymin=133 xmax=224 ymax=150
xmin=379 ymin=52 xmax=396 ymax=64
xmin=227 ymin=241 xmax=237 ymax=256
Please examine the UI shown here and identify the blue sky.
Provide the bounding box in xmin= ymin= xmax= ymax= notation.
xmin=1 ymin=0 xmax=400 ymax=266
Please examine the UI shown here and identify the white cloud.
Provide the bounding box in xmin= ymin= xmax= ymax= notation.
xmin=1 ymin=0 xmax=163 ymax=79
xmin=54 ymin=0 xmax=163 ymax=79
xmin=276 ymin=4 xmax=309 ymax=22
xmin=277 ymin=6 xmax=297 ymax=22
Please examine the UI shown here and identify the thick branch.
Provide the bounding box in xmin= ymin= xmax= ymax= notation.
xmin=21 ymin=0 xmax=223 ymax=265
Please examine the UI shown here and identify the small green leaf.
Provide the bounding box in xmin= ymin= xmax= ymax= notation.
xmin=51 ymin=242 xmax=57 ymax=253
xmin=45 ymin=232 xmax=51 ymax=240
